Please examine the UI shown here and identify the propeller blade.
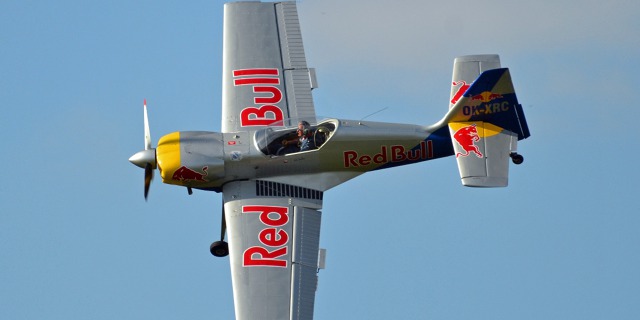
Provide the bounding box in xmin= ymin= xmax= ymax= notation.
xmin=144 ymin=99 xmax=151 ymax=150
xmin=144 ymin=163 xmax=153 ymax=200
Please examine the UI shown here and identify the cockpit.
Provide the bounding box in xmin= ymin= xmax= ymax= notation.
xmin=255 ymin=118 xmax=338 ymax=156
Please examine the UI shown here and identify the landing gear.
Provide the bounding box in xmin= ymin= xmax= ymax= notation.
xmin=210 ymin=200 xmax=229 ymax=257
xmin=210 ymin=240 xmax=229 ymax=257
xmin=510 ymin=152 xmax=524 ymax=165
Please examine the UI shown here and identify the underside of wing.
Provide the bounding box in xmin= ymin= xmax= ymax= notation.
xmin=223 ymin=180 xmax=324 ymax=320
xmin=221 ymin=2 xmax=317 ymax=133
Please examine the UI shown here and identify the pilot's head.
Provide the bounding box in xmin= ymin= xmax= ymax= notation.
xmin=297 ymin=121 xmax=311 ymax=136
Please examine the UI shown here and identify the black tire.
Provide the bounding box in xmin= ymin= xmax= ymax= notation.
xmin=511 ymin=153 xmax=524 ymax=165
xmin=210 ymin=241 xmax=229 ymax=257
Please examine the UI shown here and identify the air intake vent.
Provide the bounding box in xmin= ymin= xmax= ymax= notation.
xmin=256 ymin=180 xmax=323 ymax=200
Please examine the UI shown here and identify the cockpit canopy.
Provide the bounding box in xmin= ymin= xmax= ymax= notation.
xmin=255 ymin=118 xmax=338 ymax=156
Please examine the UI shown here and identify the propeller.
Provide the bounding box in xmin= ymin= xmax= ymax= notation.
xmin=129 ymin=99 xmax=157 ymax=201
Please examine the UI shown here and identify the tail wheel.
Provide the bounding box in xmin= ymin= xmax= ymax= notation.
xmin=510 ymin=152 xmax=524 ymax=165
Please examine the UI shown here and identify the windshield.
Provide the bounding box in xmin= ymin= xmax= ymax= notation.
xmin=255 ymin=118 xmax=338 ymax=156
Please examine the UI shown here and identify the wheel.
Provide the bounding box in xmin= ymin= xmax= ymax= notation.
xmin=210 ymin=240 xmax=229 ymax=257
xmin=510 ymin=153 xmax=524 ymax=165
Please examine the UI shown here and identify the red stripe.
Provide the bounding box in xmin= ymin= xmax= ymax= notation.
xmin=233 ymin=68 xmax=279 ymax=77
xmin=234 ymin=78 xmax=280 ymax=86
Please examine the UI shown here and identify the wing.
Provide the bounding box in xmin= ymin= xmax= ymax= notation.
xmin=221 ymin=2 xmax=317 ymax=133
xmin=223 ymin=180 xmax=324 ymax=320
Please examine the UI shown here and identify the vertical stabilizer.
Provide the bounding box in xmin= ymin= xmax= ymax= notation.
xmin=446 ymin=55 xmax=529 ymax=187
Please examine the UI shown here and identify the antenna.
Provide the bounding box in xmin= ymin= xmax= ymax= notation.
xmin=359 ymin=107 xmax=388 ymax=124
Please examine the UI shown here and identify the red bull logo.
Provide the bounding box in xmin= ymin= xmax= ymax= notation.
xmin=453 ymin=124 xmax=483 ymax=158
xmin=470 ymin=91 xmax=503 ymax=103
xmin=172 ymin=166 xmax=208 ymax=182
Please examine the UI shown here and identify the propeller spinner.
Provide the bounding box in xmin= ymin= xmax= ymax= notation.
xmin=129 ymin=99 xmax=157 ymax=200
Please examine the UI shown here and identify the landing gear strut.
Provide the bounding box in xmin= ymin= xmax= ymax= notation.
xmin=210 ymin=201 xmax=229 ymax=257
xmin=510 ymin=152 xmax=524 ymax=165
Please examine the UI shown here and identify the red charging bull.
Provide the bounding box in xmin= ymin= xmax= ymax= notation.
xmin=172 ymin=166 xmax=209 ymax=182
xmin=453 ymin=124 xmax=483 ymax=158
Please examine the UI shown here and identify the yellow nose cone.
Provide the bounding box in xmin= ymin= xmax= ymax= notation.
xmin=156 ymin=132 xmax=181 ymax=183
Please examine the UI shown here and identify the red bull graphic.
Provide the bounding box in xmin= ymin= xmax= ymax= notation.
xmin=233 ymin=68 xmax=285 ymax=127
xmin=172 ymin=166 xmax=209 ymax=182
xmin=450 ymin=80 xmax=470 ymax=105
xmin=470 ymin=91 xmax=503 ymax=103
xmin=453 ymin=124 xmax=483 ymax=158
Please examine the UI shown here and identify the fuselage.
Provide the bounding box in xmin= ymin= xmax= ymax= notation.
xmin=154 ymin=118 xmax=454 ymax=192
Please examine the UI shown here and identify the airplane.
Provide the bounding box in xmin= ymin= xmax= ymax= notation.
xmin=128 ymin=1 xmax=530 ymax=319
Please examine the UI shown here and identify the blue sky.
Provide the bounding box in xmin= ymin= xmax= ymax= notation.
xmin=1 ymin=0 xmax=639 ymax=319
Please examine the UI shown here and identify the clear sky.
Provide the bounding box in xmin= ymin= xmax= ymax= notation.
xmin=1 ymin=0 xmax=639 ymax=319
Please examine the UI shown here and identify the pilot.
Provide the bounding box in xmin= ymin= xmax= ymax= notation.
xmin=282 ymin=121 xmax=313 ymax=152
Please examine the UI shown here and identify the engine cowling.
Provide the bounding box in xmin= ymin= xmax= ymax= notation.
xmin=156 ymin=131 xmax=225 ymax=188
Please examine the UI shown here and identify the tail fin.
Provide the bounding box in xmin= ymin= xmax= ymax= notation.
xmin=449 ymin=54 xmax=501 ymax=108
xmin=445 ymin=55 xmax=530 ymax=187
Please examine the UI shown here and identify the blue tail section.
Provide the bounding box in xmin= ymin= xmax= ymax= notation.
xmin=448 ymin=68 xmax=530 ymax=140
